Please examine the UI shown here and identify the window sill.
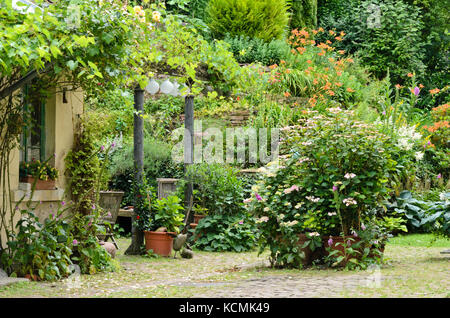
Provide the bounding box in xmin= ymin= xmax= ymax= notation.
xmin=11 ymin=183 xmax=64 ymax=202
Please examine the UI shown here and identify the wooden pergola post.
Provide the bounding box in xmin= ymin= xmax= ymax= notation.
xmin=184 ymin=95 xmax=194 ymax=225
xmin=125 ymin=86 xmax=145 ymax=255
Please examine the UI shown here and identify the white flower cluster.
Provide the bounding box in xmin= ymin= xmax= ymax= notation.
xmin=306 ymin=196 xmax=320 ymax=203
xmin=342 ymin=198 xmax=357 ymax=206
xmin=397 ymin=125 xmax=422 ymax=151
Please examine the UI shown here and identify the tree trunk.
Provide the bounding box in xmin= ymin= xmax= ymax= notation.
xmin=125 ymin=87 xmax=145 ymax=255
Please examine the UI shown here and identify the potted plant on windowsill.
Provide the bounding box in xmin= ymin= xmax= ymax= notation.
xmin=143 ymin=195 xmax=185 ymax=257
xmin=19 ymin=159 xmax=58 ymax=190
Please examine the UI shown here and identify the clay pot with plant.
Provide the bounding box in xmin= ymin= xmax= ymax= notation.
xmin=143 ymin=195 xmax=184 ymax=257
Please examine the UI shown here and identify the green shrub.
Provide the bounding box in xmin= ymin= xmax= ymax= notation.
xmin=223 ymin=35 xmax=291 ymax=65
xmin=65 ymin=116 xmax=101 ymax=215
xmin=1 ymin=206 xmax=73 ymax=281
xmin=151 ymin=195 xmax=185 ymax=233
xmin=182 ymin=163 xmax=245 ymax=215
xmin=246 ymin=108 xmax=400 ymax=267
xmin=317 ymin=0 xmax=426 ymax=84
xmin=108 ymin=138 xmax=184 ymax=207
xmin=192 ymin=213 xmax=257 ymax=252
xmin=289 ymin=0 xmax=318 ymax=29
xmin=206 ymin=0 xmax=290 ymax=42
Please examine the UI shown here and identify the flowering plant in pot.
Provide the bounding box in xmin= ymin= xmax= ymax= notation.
xmin=143 ymin=195 xmax=184 ymax=257
xmin=19 ymin=158 xmax=59 ymax=190
xmin=247 ymin=108 xmax=402 ymax=268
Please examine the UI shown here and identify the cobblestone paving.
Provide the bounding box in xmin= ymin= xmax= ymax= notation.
xmin=185 ymin=272 xmax=384 ymax=298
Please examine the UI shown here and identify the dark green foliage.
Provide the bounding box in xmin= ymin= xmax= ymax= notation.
xmin=289 ymin=0 xmax=318 ymax=29
xmin=206 ymin=0 xmax=290 ymax=42
xmin=223 ymin=35 xmax=291 ymax=65
xmin=192 ymin=213 xmax=257 ymax=252
xmin=317 ymin=0 xmax=426 ymax=84
xmin=385 ymin=191 xmax=450 ymax=237
xmin=108 ymin=138 xmax=183 ymax=207
xmin=69 ymin=213 xmax=117 ymax=275
xmin=183 ymin=163 xmax=245 ymax=215
xmin=0 ymin=208 xmax=73 ymax=281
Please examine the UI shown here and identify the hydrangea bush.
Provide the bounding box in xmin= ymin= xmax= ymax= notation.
xmin=246 ymin=108 xmax=401 ymax=267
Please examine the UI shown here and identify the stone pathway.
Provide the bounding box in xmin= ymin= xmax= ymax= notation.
xmin=193 ymin=273 xmax=383 ymax=298
xmin=0 ymin=269 xmax=29 ymax=287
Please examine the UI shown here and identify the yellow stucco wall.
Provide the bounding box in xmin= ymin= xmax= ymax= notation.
xmin=0 ymin=87 xmax=83 ymax=247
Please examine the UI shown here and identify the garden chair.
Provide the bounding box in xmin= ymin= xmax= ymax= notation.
xmin=97 ymin=191 xmax=124 ymax=250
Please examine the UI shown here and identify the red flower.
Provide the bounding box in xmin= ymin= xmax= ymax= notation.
xmin=136 ymin=215 xmax=140 ymax=220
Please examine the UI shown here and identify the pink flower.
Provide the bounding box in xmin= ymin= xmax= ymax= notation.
xmin=239 ymin=220 xmax=244 ymax=225
xmin=255 ymin=193 xmax=262 ymax=201
xmin=101 ymin=145 xmax=105 ymax=151
xmin=61 ymin=201 xmax=66 ymax=206
xmin=332 ymin=185 xmax=338 ymax=192
xmin=73 ymin=239 xmax=78 ymax=246
xmin=437 ymin=173 xmax=442 ymax=179
xmin=327 ymin=237 xmax=333 ymax=246
xmin=413 ymin=86 xmax=420 ymax=96
xmin=361 ymin=224 xmax=366 ymax=230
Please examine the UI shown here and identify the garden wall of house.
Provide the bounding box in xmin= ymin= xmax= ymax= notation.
xmin=0 ymin=88 xmax=83 ymax=248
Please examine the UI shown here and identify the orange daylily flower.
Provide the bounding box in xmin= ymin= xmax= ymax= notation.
xmin=407 ymin=73 xmax=414 ymax=77
xmin=284 ymin=92 xmax=291 ymax=97
xmin=429 ymin=88 xmax=440 ymax=95
xmin=306 ymin=60 xmax=312 ymax=64
xmin=346 ymin=87 xmax=355 ymax=93
xmin=395 ymin=84 xmax=404 ymax=89
xmin=326 ymin=90 xmax=335 ymax=96
xmin=419 ymin=84 xmax=424 ymax=89
xmin=335 ymin=82 xmax=343 ymax=87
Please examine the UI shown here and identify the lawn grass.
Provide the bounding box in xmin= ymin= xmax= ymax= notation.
xmin=0 ymin=233 xmax=448 ymax=298
xmin=387 ymin=233 xmax=450 ymax=248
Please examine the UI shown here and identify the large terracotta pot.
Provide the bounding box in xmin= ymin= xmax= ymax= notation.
xmin=20 ymin=176 xmax=56 ymax=190
xmin=144 ymin=231 xmax=175 ymax=257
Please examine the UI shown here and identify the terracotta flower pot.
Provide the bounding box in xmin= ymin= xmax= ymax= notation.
xmin=20 ymin=176 xmax=56 ymax=190
xmin=190 ymin=223 xmax=198 ymax=229
xmin=144 ymin=231 xmax=175 ymax=257
xmin=193 ymin=214 xmax=206 ymax=224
